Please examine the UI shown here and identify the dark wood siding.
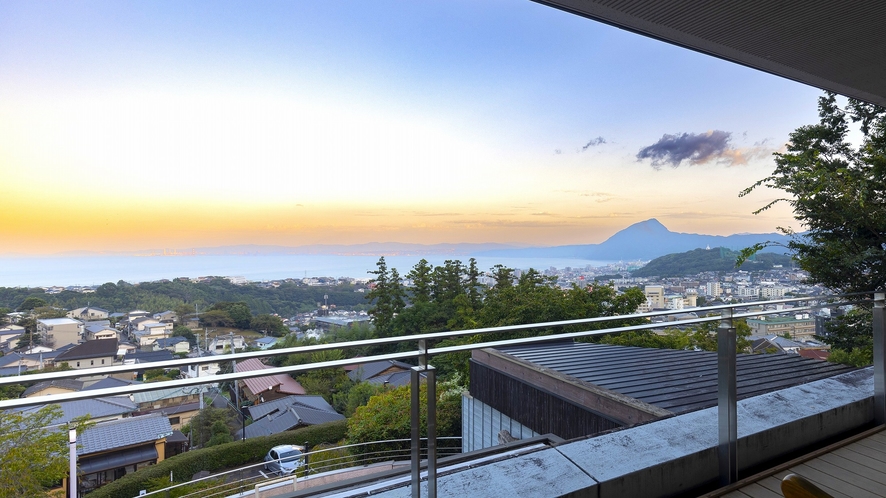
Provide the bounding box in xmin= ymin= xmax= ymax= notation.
xmin=470 ymin=360 xmax=622 ymax=440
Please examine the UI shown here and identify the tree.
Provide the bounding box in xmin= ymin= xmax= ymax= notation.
xmin=347 ymin=377 xmax=463 ymax=461
xmin=0 ymin=404 xmax=92 ymax=497
xmin=0 ymin=307 xmax=10 ymax=327
xmin=172 ymin=325 xmax=198 ymax=348
xmin=406 ymin=259 xmax=433 ymax=304
xmin=250 ymin=314 xmax=287 ymax=336
xmin=742 ymin=93 xmax=886 ymax=362
xmin=366 ymin=257 xmax=406 ymax=336
xmin=16 ymin=296 xmax=47 ymax=312
xmin=741 ymin=93 xmax=886 ymax=293
xmin=185 ymin=407 xmax=238 ymax=448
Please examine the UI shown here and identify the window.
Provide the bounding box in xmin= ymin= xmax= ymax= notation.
xmin=168 ymin=416 xmax=180 ymax=425
xmin=76 ymin=362 xmax=80 ymax=367
xmin=90 ymin=360 xmax=94 ymax=366
xmin=101 ymin=359 xmax=105 ymax=364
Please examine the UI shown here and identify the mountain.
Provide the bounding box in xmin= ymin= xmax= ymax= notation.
xmin=631 ymin=247 xmax=795 ymax=277
xmin=474 ymin=219 xmax=793 ymax=261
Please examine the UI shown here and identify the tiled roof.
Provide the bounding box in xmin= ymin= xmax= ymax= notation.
xmin=131 ymin=385 xmax=208 ymax=404
xmin=348 ymin=360 xmax=413 ymax=382
xmin=244 ymin=395 xmax=343 ymax=439
xmin=83 ymin=376 xmax=141 ymax=391
xmin=124 ymin=349 xmax=174 ymax=363
xmin=15 ymin=396 xmax=136 ymax=424
xmin=78 ymin=413 xmax=173 ymax=455
xmin=22 ymin=379 xmax=85 ymax=397
xmin=55 ymin=339 xmax=118 ymax=361
xmin=236 ymin=358 xmax=305 ymax=396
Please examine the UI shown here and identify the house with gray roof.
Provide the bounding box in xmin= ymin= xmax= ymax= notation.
xmin=76 ymin=413 xmax=174 ymax=491
xmin=13 ymin=395 xmax=136 ymax=425
xmin=54 ymin=338 xmax=118 ymax=370
xmin=67 ymin=306 xmax=110 ymax=321
xmin=348 ymin=359 xmax=416 ymax=387
xmin=244 ymin=395 xmax=344 ymax=439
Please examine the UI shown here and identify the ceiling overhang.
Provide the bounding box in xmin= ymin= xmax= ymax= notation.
xmin=534 ymin=0 xmax=886 ymax=107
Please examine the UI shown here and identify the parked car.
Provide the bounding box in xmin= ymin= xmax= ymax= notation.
xmin=263 ymin=444 xmax=305 ymax=476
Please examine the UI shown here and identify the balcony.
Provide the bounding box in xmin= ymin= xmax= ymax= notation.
xmin=1 ymin=293 xmax=883 ymax=497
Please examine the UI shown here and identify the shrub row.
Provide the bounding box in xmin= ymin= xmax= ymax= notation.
xmin=87 ymin=420 xmax=347 ymax=498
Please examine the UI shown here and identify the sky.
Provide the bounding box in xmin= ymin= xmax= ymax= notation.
xmin=0 ymin=0 xmax=823 ymax=255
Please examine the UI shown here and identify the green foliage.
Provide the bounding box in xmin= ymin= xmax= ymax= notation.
xmin=187 ymin=407 xmax=239 ymax=448
xmin=0 ymin=279 xmax=369 ymax=323
xmin=742 ymin=93 xmax=886 ymax=294
xmin=599 ymin=319 xmax=753 ymax=353
xmin=16 ymin=296 xmax=47 ymax=311
xmin=338 ymin=381 xmax=386 ymax=417
xmin=346 ymin=377 xmax=463 ymax=462
xmin=250 ymin=314 xmax=288 ymax=336
xmin=0 ymin=404 xmax=93 ymax=498
xmin=86 ymin=420 xmax=348 ymax=498
xmin=818 ymin=307 xmax=873 ymax=353
xmin=828 ymin=347 xmax=873 ymax=367
xmin=172 ymin=325 xmax=198 ymax=347
xmin=365 ymin=257 xmax=406 ymax=336
xmin=632 ymin=247 xmax=793 ymax=277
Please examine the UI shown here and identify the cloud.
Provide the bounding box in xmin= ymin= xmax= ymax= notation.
xmin=581 ymin=136 xmax=606 ymax=151
xmin=637 ymin=130 xmax=734 ymax=168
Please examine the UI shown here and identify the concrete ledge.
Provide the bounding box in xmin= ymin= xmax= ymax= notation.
xmin=556 ymin=368 xmax=874 ymax=498
xmin=308 ymin=368 xmax=873 ymax=498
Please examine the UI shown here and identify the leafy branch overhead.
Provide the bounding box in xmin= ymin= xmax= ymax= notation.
xmin=741 ymin=92 xmax=886 ymax=294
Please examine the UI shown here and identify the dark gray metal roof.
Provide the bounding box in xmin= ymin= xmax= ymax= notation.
xmin=244 ymin=394 xmax=344 ymax=439
xmin=78 ymin=413 xmax=172 ymax=455
xmin=498 ymin=342 xmax=856 ymax=414
xmin=536 ymin=1 xmax=886 ymax=106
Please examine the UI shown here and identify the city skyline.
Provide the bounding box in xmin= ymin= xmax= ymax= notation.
xmin=0 ymin=1 xmax=821 ymax=255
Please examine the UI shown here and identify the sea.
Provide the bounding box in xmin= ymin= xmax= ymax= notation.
xmin=0 ymin=254 xmax=616 ymax=288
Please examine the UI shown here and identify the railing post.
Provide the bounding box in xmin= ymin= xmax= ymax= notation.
xmin=426 ymin=365 xmax=437 ymax=498
xmin=718 ymin=307 xmax=737 ymax=485
xmin=874 ymin=292 xmax=885 ymax=425
xmin=411 ymin=364 xmax=422 ymax=498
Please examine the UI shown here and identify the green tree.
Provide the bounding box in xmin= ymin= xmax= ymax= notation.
xmin=16 ymin=296 xmax=47 ymax=312
xmin=0 ymin=404 xmax=93 ymax=497
xmin=366 ymin=257 xmax=406 ymax=336
xmin=0 ymin=307 xmax=10 ymax=326
xmin=742 ymin=93 xmax=886 ymax=363
xmin=172 ymin=325 xmax=198 ymax=348
xmin=185 ymin=407 xmax=238 ymax=448
xmin=250 ymin=314 xmax=287 ymax=336
xmin=741 ymin=93 xmax=886 ymax=294
xmin=406 ymin=259 xmax=433 ymax=304
xmin=347 ymin=377 xmax=462 ymax=461
xmin=200 ymin=309 xmax=233 ymax=328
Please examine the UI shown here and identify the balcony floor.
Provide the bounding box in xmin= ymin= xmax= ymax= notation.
xmin=711 ymin=426 xmax=886 ymax=498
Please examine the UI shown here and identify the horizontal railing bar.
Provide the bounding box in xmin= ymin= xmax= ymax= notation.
xmin=1 ymin=295 xmax=862 ymax=387
xmin=0 ymin=295 xmax=867 ymax=409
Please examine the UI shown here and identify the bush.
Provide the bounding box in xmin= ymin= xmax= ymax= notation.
xmin=87 ymin=420 xmax=347 ymax=498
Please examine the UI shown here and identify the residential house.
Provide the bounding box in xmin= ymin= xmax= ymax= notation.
xmin=0 ymin=347 xmax=68 ymax=376
xmin=253 ymin=336 xmax=278 ymax=350
xmin=153 ymin=336 xmax=190 ymax=354
xmin=67 ymin=306 xmax=110 ymax=321
xmin=85 ymin=322 xmax=118 ymax=341
xmin=131 ymin=385 xmax=212 ymax=430
xmin=133 ymin=322 xmax=173 ymax=347
xmin=235 ymin=358 xmax=306 ymax=404
xmin=208 ymin=334 xmax=245 ymax=353
xmin=37 ymin=317 xmax=82 ymax=349
xmin=348 ymin=359 xmax=416 ymax=387
xmin=22 ymin=379 xmax=85 ymax=397
xmin=75 ymin=413 xmax=174 ymax=492
xmin=0 ymin=325 xmax=24 ymax=352
xmin=14 ymin=394 xmax=136 ymax=425
xmin=244 ymin=395 xmax=344 ymax=438
xmin=54 ymin=338 xmax=118 ymax=370
xmin=153 ymin=310 xmax=178 ymax=322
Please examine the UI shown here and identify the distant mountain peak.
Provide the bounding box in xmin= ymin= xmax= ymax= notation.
xmin=626 ymin=218 xmax=669 ymax=233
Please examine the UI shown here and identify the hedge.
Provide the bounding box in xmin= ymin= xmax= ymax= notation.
xmin=87 ymin=420 xmax=347 ymax=498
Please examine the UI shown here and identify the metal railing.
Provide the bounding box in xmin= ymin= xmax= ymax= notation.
xmin=1 ymin=293 xmax=884 ymax=497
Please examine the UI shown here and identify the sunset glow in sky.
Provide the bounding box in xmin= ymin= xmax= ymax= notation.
xmin=0 ymin=1 xmax=821 ymax=255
